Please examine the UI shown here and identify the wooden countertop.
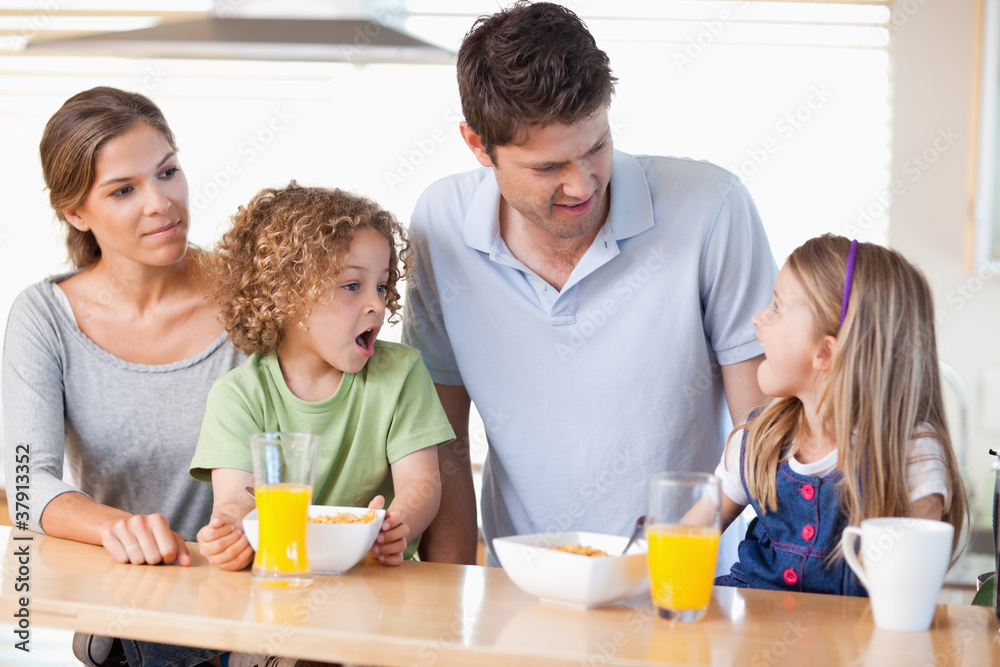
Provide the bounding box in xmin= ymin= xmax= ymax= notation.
xmin=1 ymin=527 xmax=997 ymax=666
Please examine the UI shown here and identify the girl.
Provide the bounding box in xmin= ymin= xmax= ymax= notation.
xmin=191 ymin=181 xmax=454 ymax=572
xmin=3 ymin=86 xmax=243 ymax=666
xmin=714 ymin=234 xmax=967 ymax=595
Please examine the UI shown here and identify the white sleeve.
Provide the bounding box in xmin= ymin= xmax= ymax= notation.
xmin=906 ymin=433 xmax=951 ymax=505
xmin=714 ymin=429 xmax=749 ymax=506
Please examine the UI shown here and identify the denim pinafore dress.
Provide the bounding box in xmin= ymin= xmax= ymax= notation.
xmin=715 ymin=425 xmax=867 ymax=597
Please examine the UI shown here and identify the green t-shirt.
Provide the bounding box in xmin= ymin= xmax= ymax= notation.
xmin=190 ymin=341 xmax=455 ymax=528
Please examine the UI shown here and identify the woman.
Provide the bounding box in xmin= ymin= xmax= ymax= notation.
xmin=2 ymin=86 xmax=243 ymax=666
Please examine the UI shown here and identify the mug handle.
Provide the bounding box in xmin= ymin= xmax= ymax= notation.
xmin=841 ymin=526 xmax=870 ymax=590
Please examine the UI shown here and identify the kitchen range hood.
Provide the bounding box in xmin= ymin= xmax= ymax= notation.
xmin=24 ymin=16 xmax=453 ymax=64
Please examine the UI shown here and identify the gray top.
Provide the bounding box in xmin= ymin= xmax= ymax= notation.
xmin=2 ymin=274 xmax=244 ymax=540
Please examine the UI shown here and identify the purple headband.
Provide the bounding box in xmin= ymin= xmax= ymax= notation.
xmin=839 ymin=239 xmax=859 ymax=328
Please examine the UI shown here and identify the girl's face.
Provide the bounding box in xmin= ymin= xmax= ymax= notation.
xmin=64 ymin=123 xmax=189 ymax=269
xmin=751 ymin=266 xmax=828 ymax=400
xmin=283 ymin=227 xmax=390 ymax=378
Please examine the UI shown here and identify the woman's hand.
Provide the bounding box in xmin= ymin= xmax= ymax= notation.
xmin=100 ymin=513 xmax=191 ymax=566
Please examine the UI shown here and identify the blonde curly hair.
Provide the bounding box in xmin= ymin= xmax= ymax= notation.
xmin=211 ymin=181 xmax=411 ymax=355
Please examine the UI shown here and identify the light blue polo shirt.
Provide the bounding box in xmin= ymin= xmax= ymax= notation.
xmin=403 ymin=150 xmax=777 ymax=565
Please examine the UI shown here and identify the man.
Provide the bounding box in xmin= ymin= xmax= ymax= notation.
xmin=403 ymin=1 xmax=776 ymax=566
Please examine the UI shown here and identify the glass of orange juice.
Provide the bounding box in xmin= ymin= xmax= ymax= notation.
xmin=249 ymin=432 xmax=319 ymax=588
xmin=646 ymin=472 xmax=721 ymax=622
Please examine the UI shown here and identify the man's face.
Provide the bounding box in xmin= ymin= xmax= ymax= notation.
xmin=476 ymin=111 xmax=613 ymax=242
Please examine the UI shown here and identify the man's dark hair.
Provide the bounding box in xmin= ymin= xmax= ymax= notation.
xmin=457 ymin=1 xmax=617 ymax=158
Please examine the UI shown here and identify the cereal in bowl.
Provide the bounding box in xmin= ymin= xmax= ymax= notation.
xmin=550 ymin=544 xmax=608 ymax=557
xmin=309 ymin=509 xmax=379 ymax=524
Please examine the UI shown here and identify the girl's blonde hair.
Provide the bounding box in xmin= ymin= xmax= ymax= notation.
xmin=211 ymin=181 xmax=412 ymax=355
xmin=740 ymin=234 xmax=967 ymax=555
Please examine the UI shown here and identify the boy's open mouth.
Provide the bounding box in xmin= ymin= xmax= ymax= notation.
xmin=355 ymin=327 xmax=377 ymax=358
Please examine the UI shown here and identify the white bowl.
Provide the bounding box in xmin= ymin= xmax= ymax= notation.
xmin=492 ymin=531 xmax=649 ymax=609
xmin=243 ymin=505 xmax=386 ymax=575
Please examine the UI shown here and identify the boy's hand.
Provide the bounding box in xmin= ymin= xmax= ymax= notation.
xmin=101 ymin=513 xmax=191 ymax=566
xmin=197 ymin=513 xmax=254 ymax=571
xmin=367 ymin=496 xmax=409 ymax=566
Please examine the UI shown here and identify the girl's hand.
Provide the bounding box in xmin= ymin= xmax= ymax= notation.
xmin=100 ymin=513 xmax=191 ymax=566
xmin=196 ymin=512 xmax=254 ymax=571
xmin=367 ymin=496 xmax=410 ymax=566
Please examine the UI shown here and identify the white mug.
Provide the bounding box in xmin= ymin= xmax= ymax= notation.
xmin=841 ymin=517 xmax=954 ymax=632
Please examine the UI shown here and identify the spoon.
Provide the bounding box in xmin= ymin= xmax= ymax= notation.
xmin=620 ymin=516 xmax=646 ymax=556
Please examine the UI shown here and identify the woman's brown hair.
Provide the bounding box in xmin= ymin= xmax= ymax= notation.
xmin=39 ymin=86 xmax=177 ymax=268
xmin=456 ymin=1 xmax=617 ymax=159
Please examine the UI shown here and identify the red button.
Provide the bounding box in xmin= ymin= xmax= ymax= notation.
xmin=800 ymin=485 xmax=815 ymax=501
xmin=801 ymin=524 xmax=815 ymax=541
xmin=783 ymin=568 xmax=798 ymax=585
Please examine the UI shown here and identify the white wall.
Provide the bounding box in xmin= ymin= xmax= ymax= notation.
xmin=890 ymin=0 xmax=999 ymax=529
